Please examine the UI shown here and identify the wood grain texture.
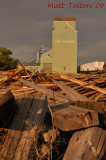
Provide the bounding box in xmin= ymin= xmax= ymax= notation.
xmin=63 ymin=127 xmax=106 ymax=160
xmin=52 ymin=79 xmax=89 ymax=101
xmin=51 ymin=104 xmax=99 ymax=131
xmin=0 ymin=94 xmax=48 ymax=160
xmin=20 ymin=78 xmax=70 ymax=103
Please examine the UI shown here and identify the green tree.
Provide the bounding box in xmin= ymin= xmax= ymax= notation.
xmin=0 ymin=47 xmax=19 ymax=70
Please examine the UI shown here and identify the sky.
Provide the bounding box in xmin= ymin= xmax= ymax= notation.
xmin=0 ymin=0 xmax=106 ymax=65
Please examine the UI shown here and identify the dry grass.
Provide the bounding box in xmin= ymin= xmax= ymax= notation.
xmin=28 ymin=105 xmax=60 ymax=160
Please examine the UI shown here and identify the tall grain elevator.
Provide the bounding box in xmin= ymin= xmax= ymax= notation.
xmin=52 ymin=17 xmax=77 ymax=73
xmin=26 ymin=17 xmax=77 ymax=73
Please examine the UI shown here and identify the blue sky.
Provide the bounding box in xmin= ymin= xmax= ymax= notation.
xmin=0 ymin=0 xmax=106 ymax=65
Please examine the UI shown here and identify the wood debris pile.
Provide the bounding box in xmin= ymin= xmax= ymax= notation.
xmin=0 ymin=68 xmax=106 ymax=102
xmin=0 ymin=69 xmax=106 ymax=160
xmin=59 ymin=73 xmax=106 ymax=101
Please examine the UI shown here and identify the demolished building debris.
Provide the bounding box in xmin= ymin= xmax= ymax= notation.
xmin=0 ymin=68 xmax=106 ymax=160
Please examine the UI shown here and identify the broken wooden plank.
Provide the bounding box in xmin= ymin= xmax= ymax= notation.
xmin=0 ymin=88 xmax=36 ymax=96
xmin=13 ymin=95 xmax=48 ymax=160
xmin=51 ymin=104 xmax=99 ymax=131
xmin=52 ymin=79 xmax=90 ymax=101
xmin=0 ymin=94 xmax=32 ymax=159
xmin=63 ymin=127 xmax=106 ymax=160
xmin=19 ymin=63 xmax=34 ymax=82
xmin=60 ymin=74 xmax=106 ymax=94
xmin=0 ymin=68 xmax=24 ymax=84
xmin=0 ymin=91 xmax=17 ymax=127
xmin=94 ymin=93 xmax=104 ymax=101
xmin=20 ymin=79 xmax=70 ymax=103
xmin=0 ymin=94 xmax=48 ymax=160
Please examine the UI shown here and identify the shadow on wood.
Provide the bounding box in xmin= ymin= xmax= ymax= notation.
xmin=0 ymin=94 xmax=48 ymax=160
xmin=0 ymin=91 xmax=17 ymax=128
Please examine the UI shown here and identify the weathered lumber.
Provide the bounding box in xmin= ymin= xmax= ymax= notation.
xmin=0 ymin=88 xmax=36 ymax=94
xmin=51 ymin=104 xmax=99 ymax=131
xmin=0 ymin=94 xmax=48 ymax=160
xmin=51 ymin=80 xmax=105 ymax=113
xmin=19 ymin=95 xmax=48 ymax=160
xmin=0 ymin=90 xmax=13 ymax=106
xmin=0 ymin=94 xmax=32 ymax=159
xmin=83 ymin=90 xmax=97 ymax=96
xmin=94 ymin=93 xmax=104 ymax=101
xmin=0 ymin=91 xmax=17 ymax=127
xmin=74 ymin=101 xmax=105 ymax=114
xmin=52 ymin=79 xmax=90 ymax=101
xmin=15 ymin=94 xmax=27 ymax=106
xmin=20 ymin=63 xmax=33 ymax=82
xmin=20 ymin=79 xmax=70 ymax=103
xmin=60 ymin=74 xmax=106 ymax=94
xmin=63 ymin=127 xmax=106 ymax=160
xmin=0 ymin=68 xmax=24 ymax=84
xmin=20 ymin=63 xmax=29 ymax=76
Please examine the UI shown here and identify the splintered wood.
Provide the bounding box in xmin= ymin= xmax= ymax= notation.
xmin=0 ymin=94 xmax=48 ymax=160
xmin=59 ymin=73 xmax=106 ymax=101
xmin=50 ymin=104 xmax=99 ymax=131
xmin=0 ymin=68 xmax=106 ymax=101
xmin=0 ymin=68 xmax=24 ymax=84
xmin=0 ymin=70 xmax=106 ymax=160
xmin=63 ymin=127 xmax=106 ymax=160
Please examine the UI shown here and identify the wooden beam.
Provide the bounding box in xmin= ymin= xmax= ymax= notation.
xmin=0 ymin=94 xmax=33 ymax=159
xmin=52 ymin=79 xmax=90 ymax=101
xmin=0 ymin=91 xmax=17 ymax=127
xmin=60 ymin=74 xmax=106 ymax=94
xmin=94 ymin=93 xmax=104 ymax=101
xmin=51 ymin=103 xmax=99 ymax=131
xmin=0 ymin=90 xmax=13 ymax=106
xmin=74 ymin=101 xmax=104 ymax=114
xmin=0 ymin=94 xmax=48 ymax=160
xmin=14 ymin=95 xmax=48 ymax=160
xmin=63 ymin=127 xmax=106 ymax=160
xmin=20 ymin=79 xmax=70 ymax=103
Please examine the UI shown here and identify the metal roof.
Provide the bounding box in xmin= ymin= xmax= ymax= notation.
xmin=53 ymin=17 xmax=76 ymax=21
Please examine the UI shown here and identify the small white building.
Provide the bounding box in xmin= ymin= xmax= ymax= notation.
xmin=80 ymin=61 xmax=104 ymax=72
